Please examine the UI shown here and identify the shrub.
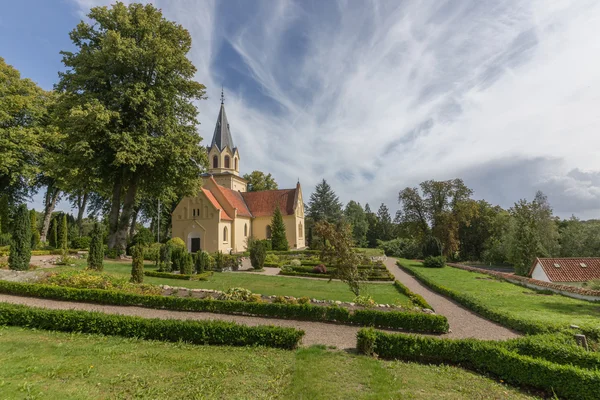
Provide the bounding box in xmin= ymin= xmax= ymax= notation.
xmin=0 ymin=302 xmax=304 ymax=350
xmin=29 ymin=209 xmax=40 ymax=250
xmin=377 ymin=238 xmax=422 ymax=259
xmin=181 ymin=252 xmax=193 ymax=275
xmin=159 ymin=243 xmax=172 ymax=272
xmin=214 ymin=251 xmax=225 ymax=271
xmin=131 ymin=227 xmax=154 ymax=247
xmin=354 ymin=295 xmax=376 ymax=308
xmin=249 ymin=239 xmax=266 ymax=270
xmin=8 ymin=204 xmax=31 ymax=271
xmin=87 ymin=223 xmax=104 ymax=271
xmin=0 ymin=233 xmax=11 ymax=247
xmin=167 ymin=237 xmax=185 ymax=250
xmin=273 ymin=295 xmax=286 ymax=304
xmin=0 ymin=280 xmax=448 ymax=333
xmin=313 ymin=264 xmax=327 ymax=274
xmin=49 ymin=218 xmax=58 ymax=248
xmin=194 ymin=251 xmax=211 ymax=273
xmin=264 ymin=253 xmax=280 ymax=266
xmin=298 ymin=296 xmax=310 ymax=305
xmin=42 ymin=270 xmax=160 ymax=295
xmin=422 ymin=256 xmax=446 ymax=268
xmin=357 ymin=329 xmax=600 ymax=400
xmin=223 ymin=287 xmax=254 ymax=302
xmin=130 ymin=245 xmax=145 ymax=283
xmin=143 ymin=242 xmax=161 ymax=261
xmin=290 ymin=259 xmax=301 ymax=267
xmin=71 ymin=236 xmax=91 ymax=250
xmin=171 ymin=247 xmax=184 ymax=273
xmin=421 ymin=235 xmax=442 ymax=257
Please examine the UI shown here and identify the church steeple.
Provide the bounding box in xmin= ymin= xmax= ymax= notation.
xmin=207 ymin=88 xmax=242 ymax=183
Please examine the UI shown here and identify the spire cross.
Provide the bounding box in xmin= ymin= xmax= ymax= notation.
xmin=221 ymin=86 xmax=225 ymax=104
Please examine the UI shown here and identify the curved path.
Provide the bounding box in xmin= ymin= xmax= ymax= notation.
xmin=384 ymin=258 xmax=520 ymax=340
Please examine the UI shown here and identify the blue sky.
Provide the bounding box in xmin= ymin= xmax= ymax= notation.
xmin=3 ymin=0 xmax=600 ymax=219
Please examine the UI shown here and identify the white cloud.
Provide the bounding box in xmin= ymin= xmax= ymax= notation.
xmin=57 ymin=0 xmax=600 ymax=219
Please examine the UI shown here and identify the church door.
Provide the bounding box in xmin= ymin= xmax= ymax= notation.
xmin=191 ymin=238 xmax=201 ymax=253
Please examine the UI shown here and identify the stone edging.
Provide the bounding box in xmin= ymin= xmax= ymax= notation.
xmin=447 ymin=262 xmax=600 ymax=301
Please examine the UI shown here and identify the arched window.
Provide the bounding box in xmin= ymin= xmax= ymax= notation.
xmin=225 ymin=155 xmax=230 ymax=169
xmin=234 ymin=158 xmax=238 ymax=171
xmin=244 ymin=223 xmax=248 ymax=237
xmin=298 ymin=222 xmax=303 ymax=237
xmin=266 ymin=225 xmax=272 ymax=239
xmin=223 ymin=226 xmax=228 ymax=242
xmin=213 ymin=155 xmax=218 ymax=168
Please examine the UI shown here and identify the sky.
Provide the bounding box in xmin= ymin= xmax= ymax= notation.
xmin=2 ymin=0 xmax=600 ymax=219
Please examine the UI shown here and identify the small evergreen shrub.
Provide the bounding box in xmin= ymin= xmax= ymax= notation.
xmin=270 ymin=207 xmax=289 ymax=251
xmin=29 ymin=209 xmax=40 ymax=250
xmin=249 ymin=239 xmax=266 ymax=270
xmin=181 ymin=252 xmax=193 ymax=275
xmin=159 ymin=243 xmax=172 ymax=272
xmin=8 ymin=204 xmax=31 ymax=271
xmin=422 ymin=256 xmax=446 ymax=268
xmin=290 ymin=259 xmax=301 ymax=267
xmin=171 ymin=247 xmax=184 ymax=273
xmin=130 ymin=245 xmax=145 ymax=283
xmin=87 ymin=223 xmax=104 ymax=271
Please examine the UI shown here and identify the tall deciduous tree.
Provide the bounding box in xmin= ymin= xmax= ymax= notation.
xmin=243 ymin=171 xmax=278 ymax=192
xmin=270 ymin=206 xmax=289 ymax=251
xmin=55 ymin=3 xmax=208 ymax=251
xmin=8 ymin=204 xmax=31 ymax=270
xmin=0 ymin=58 xmax=52 ymax=203
xmin=344 ymin=201 xmax=368 ymax=247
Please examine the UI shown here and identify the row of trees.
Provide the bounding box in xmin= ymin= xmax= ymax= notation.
xmin=304 ymin=178 xmax=597 ymax=276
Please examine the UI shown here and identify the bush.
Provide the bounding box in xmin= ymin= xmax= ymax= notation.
xmin=298 ymin=296 xmax=310 ymax=305
xmin=357 ymin=329 xmax=600 ymax=400
xmin=264 ymin=253 xmax=280 ymax=266
xmin=42 ymin=270 xmax=160 ymax=295
xmin=166 ymin=237 xmax=185 ymax=250
xmin=421 ymin=235 xmax=442 ymax=257
xmin=290 ymin=259 xmax=301 ymax=267
xmin=8 ymin=204 xmax=31 ymax=271
xmin=0 ymin=233 xmax=11 ymax=247
xmin=71 ymin=236 xmax=92 ymax=250
xmin=159 ymin=244 xmax=172 ymax=272
xmin=223 ymin=287 xmax=254 ymax=302
xmin=422 ymin=256 xmax=446 ymax=268
xmin=0 ymin=280 xmax=448 ymax=333
xmin=171 ymin=247 xmax=184 ymax=273
xmin=131 ymin=227 xmax=154 ymax=247
xmin=0 ymin=302 xmax=304 ymax=350
xmin=131 ymin=245 xmax=145 ymax=283
xmin=144 ymin=270 xmax=211 ymax=281
xmin=144 ymin=243 xmax=162 ymax=262
xmin=181 ymin=252 xmax=193 ymax=275
xmin=249 ymin=239 xmax=267 ymax=270
xmin=377 ymin=238 xmax=422 ymax=259
xmin=354 ymin=295 xmax=375 ymax=308
xmin=313 ymin=264 xmax=327 ymax=274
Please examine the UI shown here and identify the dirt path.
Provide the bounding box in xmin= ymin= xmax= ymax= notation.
xmin=384 ymin=258 xmax=520 ymax=340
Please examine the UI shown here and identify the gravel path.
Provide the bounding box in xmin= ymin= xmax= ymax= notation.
xmin=384 ymin=258 xmax=520 ymax=340
xmin=0 ymin=293 xmax=375 ymax=349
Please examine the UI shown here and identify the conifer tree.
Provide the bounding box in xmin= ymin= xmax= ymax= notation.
xmin=87 ymin=222 xmax=104 ymax=271
xmin=307 ymin=179 xmax=343 ymax=223
xmin=49 ymin=218 xmax=58 ymax=248
xmin=29 ymin=209 xmax=40 ymax=249
xmin=58 ymin=214 xmax=68 ymax=250
xmin=182 ymin=252 xmax=193 ymax=275
xmin=0 ymin=195 xmax=9 ymax=234
xmin=130 ymin=244 xmax=144 ymax=283
xmin=8 ymin=204 xmax=31 ymax=270
xmin=270 ymin=206 xmax=289 ymax=251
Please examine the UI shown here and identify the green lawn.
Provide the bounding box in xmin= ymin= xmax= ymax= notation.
xmin=0 ymin=326 xmax=536 ymax=399
xmin=399 ymin=259 xmax=600 ymax=329
xmin=354 ymin=247 xmax=385 ymax=257
xmin=49 ymin=261 xmax=410 ymax=305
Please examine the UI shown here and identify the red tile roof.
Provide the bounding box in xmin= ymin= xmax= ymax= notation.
xmin=529 ymin=258 xmax=600 ymax=282
xmin=201 ymin=188 xmax=232 ymax=220
xmin=241 ymin=189 xmax=297 ymax=217
xmin=213 ymin=185 xmax=253 ymax=218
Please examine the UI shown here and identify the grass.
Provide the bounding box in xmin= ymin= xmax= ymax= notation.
xmin=354 ymin=247 xmax=385 ymax=257
xmin=48 ymin=261 xmax=410 ymax=305
xmin=0 ymin=326 xmax=537 ymax=399
xmin=399 ymin=259 xmax=600 ymax=328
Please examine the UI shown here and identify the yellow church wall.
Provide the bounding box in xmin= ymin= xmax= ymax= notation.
xmin=218 ymin=221 xmax=233 ymax=253
xmin=251 ymin=215 xmax=305 ymax=249
xmin=172 ymin=192 xmax=223 ymax=253
xmin=233 ymin=217 xmax=252 ymax=252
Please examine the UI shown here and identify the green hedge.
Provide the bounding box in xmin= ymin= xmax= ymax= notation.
xmin=397 ymin=261 xmax=564 ymax=335
xmin=357 ymin=329 xmax=600 ymax=400
xmin=279 ymin=270 xmax=394 ymax=281
xmin=144 ymin=270 xmax=212 ymax=281
xmin=0 ymin=302 xmax=303 ymax=349
xmin=393 ymin=280 xmax=433 ymax=310
xmin=0 ymin=280 xmax=447 ymax=333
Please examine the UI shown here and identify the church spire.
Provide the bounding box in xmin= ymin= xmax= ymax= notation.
xmin=210 ymin=89 xmax=235 ymax=152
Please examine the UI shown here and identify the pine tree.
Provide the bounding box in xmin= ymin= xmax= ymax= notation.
xmin=48 ymin=218 xmax=57 ymax=248
xmin=307 ymin=179 xmax=343 ymax=223
xmin=29 ymin=209 xmax=40 ymax=250
xmin=8 ymin=204 xmax=31 ymax=270
xmin=58 ymin=214 xmax=68 ymax=250
xmin=130 ymin=244 xmax=144 ymax=283
xmin=376 ymin=203 xmax=393 ymax=242
xmin=0 ymin=195 xmax=9 ymax=234
xmin=87 ymin=222 xmax=104 ymax=271
xmin=270 ymin=206 xmax=289 ymax=251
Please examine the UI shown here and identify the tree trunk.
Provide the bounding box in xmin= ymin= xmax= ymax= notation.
xmin=107 ymin=180 xmax=123 ymax=249
xmin=113 ymin=179 xmax=138 ymax=251
xmin=129 ymin=206 xmax=139 ymax=239
xmin=76 ymin=192 xmax=89 ymax=237
xmin=40 ymin=185 xmax=60 ymax=243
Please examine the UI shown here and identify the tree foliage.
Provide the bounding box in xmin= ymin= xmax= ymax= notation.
xmin=8 ymin=204 xmax=31 ymax=271
xmin=344 ymin=201 xmax=368 ymax=247
xmin=242 ymin=170 xmax=278 ymax=192
xmin=55 ymin=2 xmax=208 ymax=250
xmin=314 ymin=221 xmax=368 ymax=296
xmin=308 ymin=179 xmax=342 ymax=223
xmin=270 ymin=206 xmax=289 ymax=251
xmin=58 ymin=214 xmax=68 ymax=250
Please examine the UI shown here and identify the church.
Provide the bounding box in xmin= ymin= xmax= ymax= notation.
xmin=172 ymin=96 xmax=306 ymax=253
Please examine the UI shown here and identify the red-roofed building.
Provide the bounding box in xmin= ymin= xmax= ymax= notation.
xmin=529 ymin=258 xmax=600 ymax=286
xmin=171 ymin=99 xmax=305 ymax=253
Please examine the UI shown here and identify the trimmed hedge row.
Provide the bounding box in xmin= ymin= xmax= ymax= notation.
xmin=0 ymin=302 xmax=303 ymax=349
xmin=357 ymin=329 xmax=600 ymax=400
xmin=393 ymin=280 xmax=433 ymax=310
xmin=144 ymin=270 xmax=212 ymax=281
xmin=0 ymin=280 xmax=448 ymax=333
xmin=397 ymin=261 xmax=562 ymax=335
xmin=278 ymin=270 xmax=394 ymax=281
